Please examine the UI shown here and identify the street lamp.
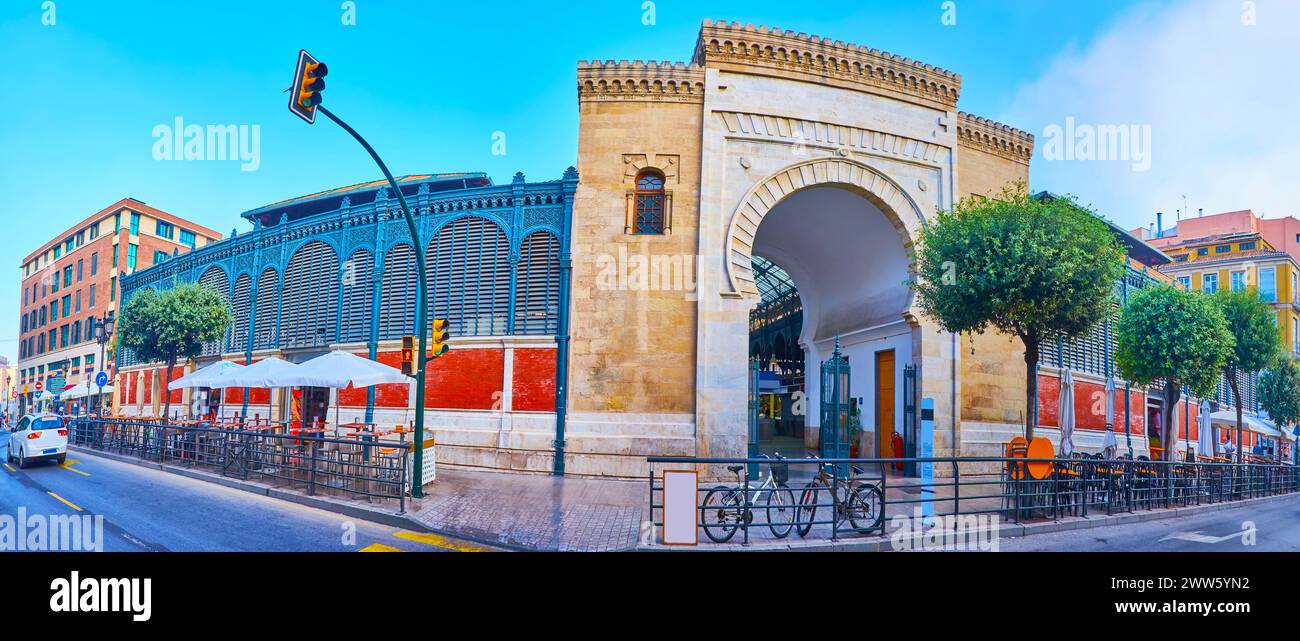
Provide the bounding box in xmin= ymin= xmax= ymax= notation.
xmin=94 ymin=311 xmax=115 ymax=416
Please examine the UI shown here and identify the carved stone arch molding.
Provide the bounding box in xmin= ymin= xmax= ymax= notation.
xmin=724 ymin=156 xmax=927 ymax=297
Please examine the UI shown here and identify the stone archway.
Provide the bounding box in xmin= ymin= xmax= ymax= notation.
xmin=723 ymin=157 xmax=927 ymax=299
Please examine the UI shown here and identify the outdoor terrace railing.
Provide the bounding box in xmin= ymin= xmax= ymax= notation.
xmin=646 ymin=455 xmax=1300 ymax=546
xmin=70 ymin=418 xmax=410 ymax=512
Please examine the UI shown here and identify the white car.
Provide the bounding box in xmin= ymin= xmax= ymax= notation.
xmin=7 ymin=413 xmax=68 ymax=468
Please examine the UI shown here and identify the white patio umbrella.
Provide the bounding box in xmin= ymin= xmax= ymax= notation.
xmin=1058 ymin=368 xmax=1076 ymax=456
xmin=60 ymin=381 xmax=90 ymax=400
xmin=1197 ymin=400 xmax=1213 ymax=459
xmin=222 ymin=357 xmax=303 ymax=389
xmin=1167 ymin=405 xmax=1181 ymax=461
xmin=284 ymin=351 xmax=411 ymax=388
xmin=1102 ymin=376 xmax=1118 ymax=459
xmin=167 ymin=360 xmax=246 ymax=390
xmin=281 ymin=351 xmax=412 ymax=430
xmin=222 ymin=357 xmax=304 ymax=424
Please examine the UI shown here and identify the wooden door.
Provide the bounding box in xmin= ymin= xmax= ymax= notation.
xmin=876 ymin=351 xmax=896 ymax=458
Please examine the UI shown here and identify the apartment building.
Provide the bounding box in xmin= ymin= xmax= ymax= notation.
xmin=16 ymin=198 xmax=221 ymax=414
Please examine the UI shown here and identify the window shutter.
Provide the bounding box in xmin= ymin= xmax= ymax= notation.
xmin=253 ymin=269 xmax=280 ymax=350
xmin=229 ymin=274 xmax=252 ymax=352
xmin=340 ymin=250 xmax=374 ymax=343
xmin=517 ymin=231 xmax=560 ymax=334
xmin=428 ymin=217 xmax=509 ymax=337
xmin=379 ymin=244 xmax=417 ymax=340
xmin=281 ymin=241 xmax=340 ymax=349
xmin=197 ymin=267 xmax=230 ymax=356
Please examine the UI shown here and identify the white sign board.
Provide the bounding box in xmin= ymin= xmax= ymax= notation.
xmin=661 ymin=470 xmax=699 ymax=546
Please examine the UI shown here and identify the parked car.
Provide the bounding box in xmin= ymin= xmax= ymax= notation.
xmin=6 ymin=413 xmax=68 ymax=468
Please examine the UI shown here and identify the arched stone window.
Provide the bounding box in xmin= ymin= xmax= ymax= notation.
xmin=631 ymin=169 xmax=667 ymax=234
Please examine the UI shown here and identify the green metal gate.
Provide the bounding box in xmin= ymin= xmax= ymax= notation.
xmin=820 ymin=338 xmax=851 ymax=476
xmin=903 ymin=364 xmax=917 ymax=476
xmin=747 ymin=358 xmax=761 ymax=477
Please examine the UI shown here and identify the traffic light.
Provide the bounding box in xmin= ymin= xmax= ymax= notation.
xmin=289 ymin=49 xmax=328 ymax=124
xmin=400 ymin=336 xmax=415 ymax=376
xmin=429 ymin=319 xmax=450 ymax=359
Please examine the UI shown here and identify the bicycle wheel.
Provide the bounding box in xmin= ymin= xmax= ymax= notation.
xmin=701 ymin=486 xmax=741 ymax=543
xmin=796 ymin=482 xmax=819 ymax=537
xmin=847 ymin=484 xmax=885 ymax=532
xmin=766 ymin=486 xmax=797 ymax=539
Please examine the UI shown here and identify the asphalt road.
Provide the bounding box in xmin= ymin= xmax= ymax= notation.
xmin=1000 ymin=495 xmax=1300 ymax=551
xmin=0 ymin=437 xmax=495 ymax=552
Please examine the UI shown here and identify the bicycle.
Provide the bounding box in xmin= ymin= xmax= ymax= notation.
xmin=795 ymin=456 xmax=884 ymax=537
xmin=700 ymin=454 xmax=797 ymax=543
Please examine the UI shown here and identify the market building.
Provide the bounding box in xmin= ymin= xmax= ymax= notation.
xmin=113 ymin=19 xmax=1287 ymax=478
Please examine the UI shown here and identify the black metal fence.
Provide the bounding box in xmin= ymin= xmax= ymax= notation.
xmin=71 ymin=419 xmax=410 ymax=512
xmin=647 ymin=455 xmax=1300 ymax=545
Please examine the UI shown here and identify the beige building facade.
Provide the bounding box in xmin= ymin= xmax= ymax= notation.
xmin=566 ymin=20 xmax=1034 ymax=476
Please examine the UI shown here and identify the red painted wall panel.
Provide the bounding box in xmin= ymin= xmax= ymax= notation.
xmin=512 ymin=349 xmax=556 ymax=412
xmin=167 ymin=366 xmax=184 ymax=404
xmin=370 ymin=351 xmax=410 ymax=409
xmin=142 ymin=371 xmax=153 ymax=405
xmin=425 ymin=349 xmax=503 ymax=410
xmin=1037 ymin=373 xmax=1145 ymax=435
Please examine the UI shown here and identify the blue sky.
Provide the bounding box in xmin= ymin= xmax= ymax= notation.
xmin=3 ymin=0 xmax=1296 ymax=361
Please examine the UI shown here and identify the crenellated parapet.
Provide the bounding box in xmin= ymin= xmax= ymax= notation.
xmin=956 ymin=112 xmax=1035 ymax=164
xmin=692 ymin=19 xmax=961 ymax=110
xmin=577 ymin=60 xmax=706 ymax=104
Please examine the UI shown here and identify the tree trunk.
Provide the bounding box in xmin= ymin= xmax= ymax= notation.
xmin=1161 ymin=381 xmax=1181 ymax=461
xmin=1227 ymin=369 xmax=1243 ymax=464
xmin=162 ymin=353 xmax=176 ymax=423
xmin=1023 ymin=336 xmax=1040 ymax=441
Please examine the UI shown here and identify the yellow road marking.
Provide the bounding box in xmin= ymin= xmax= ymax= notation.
xmin=359 ymin=543 xmax=404 ymax=552
xmin=59 ymin=463 xmax=90 ymax=476
xmin=392 ymin=530 xmax=494 ymax=552
xmin=47 ymin=492 xmax=83 ymax=512
xmin=3 ymin=464 xmax=13 ymax=473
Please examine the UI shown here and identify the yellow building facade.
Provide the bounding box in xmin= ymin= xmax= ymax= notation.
xmin=1160 ymin=232 xmax=1300 ymax=355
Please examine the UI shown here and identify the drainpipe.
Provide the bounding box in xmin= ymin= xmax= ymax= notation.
xmin=553 ymin=167 xmax=579 ymax=476
xmin=1156 ymin=212 xmax=1163 ymax=238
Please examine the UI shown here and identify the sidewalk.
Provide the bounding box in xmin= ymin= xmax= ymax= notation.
xmin=408 ymin=468 xmax=647 ymax=552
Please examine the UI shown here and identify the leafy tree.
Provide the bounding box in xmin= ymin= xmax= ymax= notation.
xmin=912 ymin=185 xmax=1126 ymax=440
xmin=1115 ymin=285 xmax=1233 ymax=460
xmin=117 ymin=284 xmax=232 ymax=420
xmin=1258 ymin=357 xmax=1300 ymax=462
xmin=1214 ymin=288 xmax=1280 ymax=462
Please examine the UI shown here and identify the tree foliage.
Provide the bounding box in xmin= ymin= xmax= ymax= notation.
xmin=1115 ymin=285 xmax=1233 ymax=458
xmin=1259 ymin=357 xmax=1300 ymax=431
xmin=1214 ymin=288 xmax=1280 ymax=460
xmin=117 ymin=284 xmax=232 ymax=419
xmin=911 ymin=184 xmax=1126 ymax=439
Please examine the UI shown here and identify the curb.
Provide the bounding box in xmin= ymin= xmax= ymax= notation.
xmin=638 ymin=490 xmax=1300 ymax=552
xmin=69 ymin=445 xmax=430 ymax=534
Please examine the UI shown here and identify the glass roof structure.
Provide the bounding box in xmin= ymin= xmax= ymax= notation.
xmin=752 ymin=255 xmax=797 ymax=304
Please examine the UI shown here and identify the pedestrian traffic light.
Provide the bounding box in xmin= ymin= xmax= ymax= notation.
xmin=288 ymin=49 xmax=328 ymax=124
xmin=429 ymin=319 xmax=450 ymax=359
xmin=400 ymin=336 xmax=415 ymax=376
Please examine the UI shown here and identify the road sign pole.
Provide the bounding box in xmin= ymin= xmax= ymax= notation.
xmin=315 ymin=104 xmax=430 ymax=498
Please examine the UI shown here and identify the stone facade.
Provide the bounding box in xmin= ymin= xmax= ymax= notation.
xmin=568 ymin=20 xmax=1036 ymax=475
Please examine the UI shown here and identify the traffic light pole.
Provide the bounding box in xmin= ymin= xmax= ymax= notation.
xmin=317 ymin=105 xmax=430 ymax=498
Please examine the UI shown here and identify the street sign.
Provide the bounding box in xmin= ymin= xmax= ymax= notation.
xmin=49 ymin=375 xmax=66 ymax=392
xmin=35 ymin=381 xmax=43 ymax=392
xmin=95 ymin=371 xmax=109 ymax=388
xmin=34 ymin=390 xmax=43 ymax=400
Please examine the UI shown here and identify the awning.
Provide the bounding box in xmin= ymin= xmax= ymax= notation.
xmin=1209 ymin=410 xmax=1282 ymax=438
